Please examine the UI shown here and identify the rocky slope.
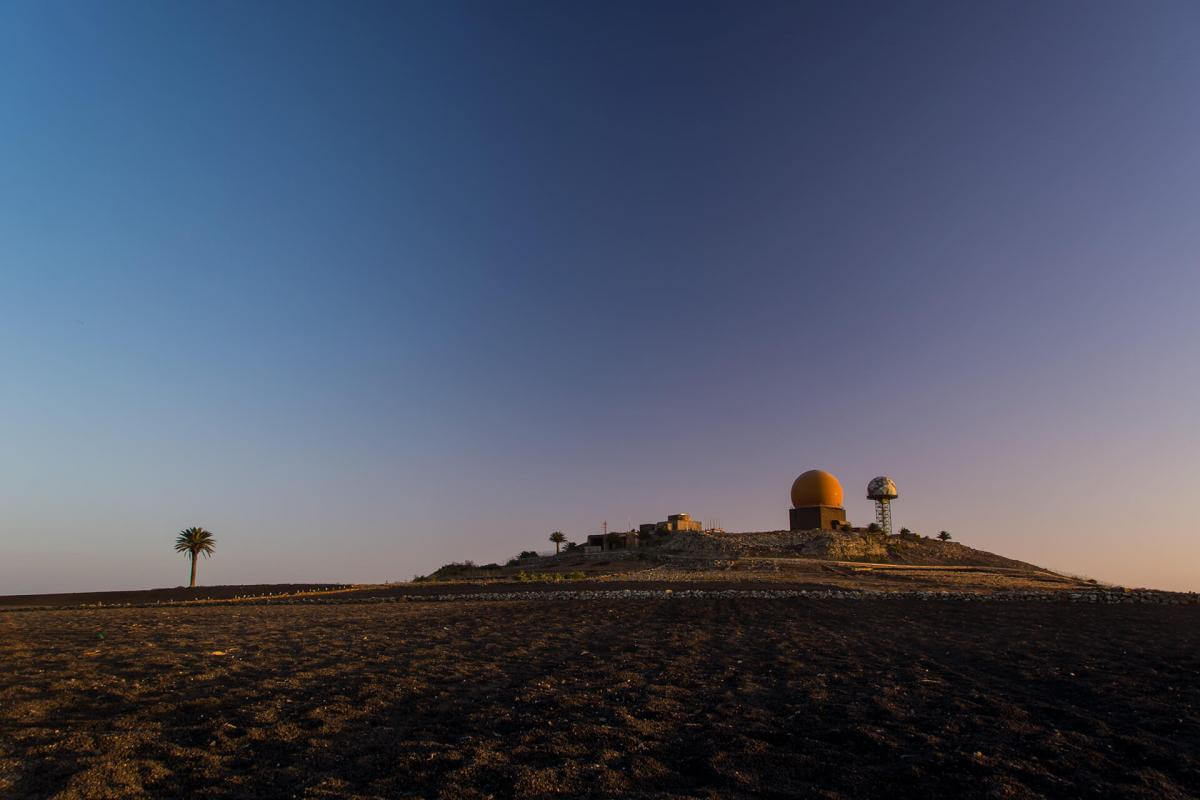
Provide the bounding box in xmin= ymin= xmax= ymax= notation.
xmin=655 ymin=529 xmax=1039 ymax=570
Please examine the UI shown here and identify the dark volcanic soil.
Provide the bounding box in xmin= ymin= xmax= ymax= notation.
xmin=2 ymin=600 xmax=1198 ymax=799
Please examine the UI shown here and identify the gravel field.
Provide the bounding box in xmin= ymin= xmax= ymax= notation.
xmin=3 ymin=598 xmax=1198 ymax=798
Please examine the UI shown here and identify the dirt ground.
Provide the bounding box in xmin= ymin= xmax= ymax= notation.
xmin=3 ymin=599 xmax=1198 ymax=799
xmin=0 ymin=585 xmax=352 ymax=609
xmin=0 ymin=561 xmax=1090 ymax=612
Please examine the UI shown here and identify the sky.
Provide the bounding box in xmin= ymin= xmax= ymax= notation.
xmin=2 ymin=0 xmax=1198 ymax=594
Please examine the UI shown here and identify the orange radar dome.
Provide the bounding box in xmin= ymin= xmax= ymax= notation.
xmin=791 ymin=469 xmax=844 ymax=508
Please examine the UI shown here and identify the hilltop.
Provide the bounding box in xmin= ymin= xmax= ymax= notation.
xmin=393 ymin=527 xmax=1112 ymax=599
xmin=655 ymin=528 xmax=1040 ymax=569
xmin=0 ymin=530 xmax=1089 ymax=613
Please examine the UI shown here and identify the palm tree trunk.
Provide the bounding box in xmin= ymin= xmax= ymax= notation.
xmin=189 ymin=553 xmax=197 ymax=587
xmin=555 ymin=542 xmax=560 ymax=554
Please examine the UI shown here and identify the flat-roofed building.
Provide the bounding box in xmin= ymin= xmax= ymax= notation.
xmin=585 ymin=530 xmax=640 ymax=551
xmin=637 ymin=513 xmax=703 ymax=535
xmin=662 ymin=513 xmax=702 ymax=532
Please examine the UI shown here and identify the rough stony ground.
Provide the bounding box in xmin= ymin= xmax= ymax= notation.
xmin=592 ymin=562 xmax=1088 ymax=593
xmin=0 ymin=561 xmax=1096 ymax=613
xmin=3 ymin=599 xmax=1198 ymax=799
xmin=657 ymin=530 xmax=1039 ymax=569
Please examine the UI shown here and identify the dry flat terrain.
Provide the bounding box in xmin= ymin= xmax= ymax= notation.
xmin=0 ymin=585 xmax=354 ymax=610
xmin=3 ymin=598 xmax=1198 ymax=799
xmin=0 ymin=561 xmax=1089 ymax=612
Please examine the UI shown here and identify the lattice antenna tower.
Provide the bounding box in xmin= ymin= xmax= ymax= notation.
xmin=866 ymin=477 xmax=899 ymax=535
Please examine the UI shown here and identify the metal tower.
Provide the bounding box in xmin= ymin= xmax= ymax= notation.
xmin=866 ymin=476 xmax=899 ymax=535
xmin=874 ymin=497 xmax=893 ymax=535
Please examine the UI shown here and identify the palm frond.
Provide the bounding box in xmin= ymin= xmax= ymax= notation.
xmin=175 ymin=527 xmax=217 ymax=557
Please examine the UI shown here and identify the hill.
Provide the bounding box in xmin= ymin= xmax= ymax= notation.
xmin=657 ymin=528 xmax=1039 ymax=569
xmin=403 ymin=528 xmax=1091 ymax=596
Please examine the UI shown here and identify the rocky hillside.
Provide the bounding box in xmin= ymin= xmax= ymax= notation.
xmin=655 ymin=529 xmax=1040 ymax=570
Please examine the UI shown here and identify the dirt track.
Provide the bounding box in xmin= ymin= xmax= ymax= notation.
xmin=3 ymin=599 xmax=1198 ymax=798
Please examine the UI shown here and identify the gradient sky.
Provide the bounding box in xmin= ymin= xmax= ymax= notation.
xmin=3 ymin=1 xmax=1198 ymax=594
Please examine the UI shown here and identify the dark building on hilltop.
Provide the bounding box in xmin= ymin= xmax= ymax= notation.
xmin=585 ymin=530 xmax=639 ymax=551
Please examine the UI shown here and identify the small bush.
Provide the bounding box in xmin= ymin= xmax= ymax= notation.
xmin=867 ymin=523 xmax=881 ymax=533
xmin=899 ymin=527 xmax=912 ymax=536
xmin=514 ymin=570 xmax=586 ymax=583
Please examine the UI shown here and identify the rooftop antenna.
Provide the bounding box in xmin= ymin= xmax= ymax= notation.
xmin=866 ymin=477 xmax=899 ymax=535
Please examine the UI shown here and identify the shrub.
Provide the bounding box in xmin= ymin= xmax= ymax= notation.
xmin=518 ymin=550 xmax=539 ymax=560
xmin=514 ymin=570 xmax=585 ymax=583
xmin=899 ymin=527 xmax=912 ymax=536
xmin=867 ymin=523 xmax=881 ymax=533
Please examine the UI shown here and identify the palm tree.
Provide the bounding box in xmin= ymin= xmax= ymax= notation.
xmin=549 ymin=531 xmax=567 ymax=554
xmin=175 ymin=527 xmax=216 ymax=587
xmin=937 ymin=530 xmax=952 ymax=541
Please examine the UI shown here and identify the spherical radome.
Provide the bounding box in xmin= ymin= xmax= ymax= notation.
xmin=867 ymin=476 xmax=898 ymax=500
xmin=791 ymin=470 xmax=844 ymax=508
